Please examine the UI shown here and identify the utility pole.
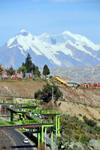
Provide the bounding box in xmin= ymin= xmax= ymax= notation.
xmin=33 ymin=92 xmax=34 ymax=99
xmin=31 ymin=70 xmax=33 ymax=77
xmin=40 ymin=66 xmax=43 ymax=78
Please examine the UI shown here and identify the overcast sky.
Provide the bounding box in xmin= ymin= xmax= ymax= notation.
xmin=0 ymin=0 xmax=100 ymax=46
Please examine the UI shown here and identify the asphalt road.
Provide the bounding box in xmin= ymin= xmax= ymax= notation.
xmin=5 ymin=129 xmax=36 ymax=150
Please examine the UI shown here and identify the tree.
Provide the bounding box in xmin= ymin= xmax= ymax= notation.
xmin=43 ymin=64 xmax=50 ymax=76
xmin=22 ymin=53 xmax=35 ymax=73
xmin=18 ymin=66 xmax=27 ymax=77
xmin=34 ymin=84 xmax=63 ymax=103
xmin=6 ymin=66 xmax=15 ymax=76
xmin=34 ymin=66 xmax=41 ymax=78
xmin=0 ymin=66 xmax=3 ymax=75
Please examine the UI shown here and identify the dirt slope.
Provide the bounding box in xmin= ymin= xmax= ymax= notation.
xmin=57 ymin=101 xmax=100 ymax=120
xmin=0 ymin=79 xmax=100 ymax=120
xmin=59 ymin=87 xmax=100 ymax=106
xmin=0 ymin=80 xmax=46 ymax=97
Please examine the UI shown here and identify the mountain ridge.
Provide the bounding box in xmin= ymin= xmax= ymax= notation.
xmin=50 ymin=64 xmax=100 ymax=83
xmin=0 ymin=29 xmax=100 ymax=69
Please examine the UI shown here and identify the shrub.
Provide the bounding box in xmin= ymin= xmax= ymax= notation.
xmin=33 ymin=78 xmax=35 ymax=81
xmin=49 ymin=76 xmax=53 ymax=79
xmin=83 ymin=116 xmax=97 ymax=127
xmin=88 ymin=128 xmax=95 ymax=134
xmin=94 ymin=126 xmax=100 ymax=132
xmin=39 ymin=101 xmax=46 ymax=106
xmin=34 ymin=84 xmax=63 ymax=103
xmin=78 ymin=114 xmax=82 ymax=116
xmin=80 ymin=135 xmax=90 ymax=145
xmin=75 ymin=134 xmax=79 ymax=141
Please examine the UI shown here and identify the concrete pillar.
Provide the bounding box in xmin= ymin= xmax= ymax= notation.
xmin=37 ymin=127 xmax=40 ymax=147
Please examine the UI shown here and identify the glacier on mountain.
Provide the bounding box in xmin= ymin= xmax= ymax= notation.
xmin=0 ymin=29 xmax=100 ymax=69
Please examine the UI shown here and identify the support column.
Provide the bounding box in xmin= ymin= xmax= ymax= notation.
xmin=19 ymin=115 xmax=21 ymax=120
xmin=56 ymin=115 xmax=60 ymax=135
xmin=35 ymin=107 xmax=38 ymax=113
xmin=41 ymin=126 xmax=44 ymax=143
xmin=11 ymin=111 xmax=13 ymax=121
xmin=22 ymin=114 xmax=25 ymax=121
xmin=5 ymin=105 xmax=6 ymax=115
xmin=56 ymin=115 xmax=58 ymax=136
xmin=41 ymin=125 xmax=54 ymax=149
xmin=29 ymin=128 xmax=33 ymax=136
xmin=51 ymin=127 xmax=53 ymax=150
xmin=58 ymin=116 xmax=60 ymax=134
xmin=37 ymin=127 xmax=40 ymax=147
xmin=45 ymin=127 xmax=47 ymax=149
xmin=19 ymin=119 xmax=21 ymax=125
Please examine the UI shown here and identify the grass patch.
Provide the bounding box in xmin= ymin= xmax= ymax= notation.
xmin=97 ymin=139 xmax=100 ymax=144
xmin=0 ymin=80 xmax=16 ymax=82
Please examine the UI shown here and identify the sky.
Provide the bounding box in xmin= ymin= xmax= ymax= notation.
xmin=0 ymin=0 xmax=100 ymax=46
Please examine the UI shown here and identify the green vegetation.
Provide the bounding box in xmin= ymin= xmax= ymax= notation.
xmin=22 ymin=53 xmax=35 ymax=73
xmin=0 ymin=66 xmax=3 ymax=75
xmin=43 ymin=64 xmax=50 ymax=76
xmin=83 ymin=116 xmax=97 ymax=127
xmin=58 ymin=114 xmax=100 ymax=149
xmin=18 ymin=66 xmax=27 ymax=77
xmin=34 ymin=83 xmax=63 ymax=103
xmin=6 ymin=66 xmax=15 ymax=76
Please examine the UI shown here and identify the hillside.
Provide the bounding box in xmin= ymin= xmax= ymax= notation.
xmin=50 ymin=64 xmax=100 ymax=83
xmin=0 ymin=79 xmax=100 ymax=120
xmin=0 ymin=79 xmax=46 ymax=98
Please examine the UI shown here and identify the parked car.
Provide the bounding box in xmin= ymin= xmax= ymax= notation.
xmin=23 ymin=138 xmax=29 ymax=144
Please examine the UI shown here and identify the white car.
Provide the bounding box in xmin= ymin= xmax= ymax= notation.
xmin=23 ymin=138 xmax=29 ymax=144
xmin=34 ymin=113 xmax=37 ymax=116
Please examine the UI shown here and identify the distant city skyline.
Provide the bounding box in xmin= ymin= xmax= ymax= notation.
xmin=0 ymin=0 xmax=100 ymax=46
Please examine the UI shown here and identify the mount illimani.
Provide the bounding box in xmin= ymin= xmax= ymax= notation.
xmin=0 ymin=29 xmax=100 ymax=69
xmin=0 ymin=30 xmax=100 ymax=82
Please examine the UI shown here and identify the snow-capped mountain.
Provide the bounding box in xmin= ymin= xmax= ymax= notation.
xmin=0 ymin=29 xmax=100 ymax=69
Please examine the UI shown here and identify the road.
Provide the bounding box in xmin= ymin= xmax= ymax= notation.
xmin=5 ymin=129 xmax=36 ymax=150
xmin=0 ymin=116 xmax=36 ymax=150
